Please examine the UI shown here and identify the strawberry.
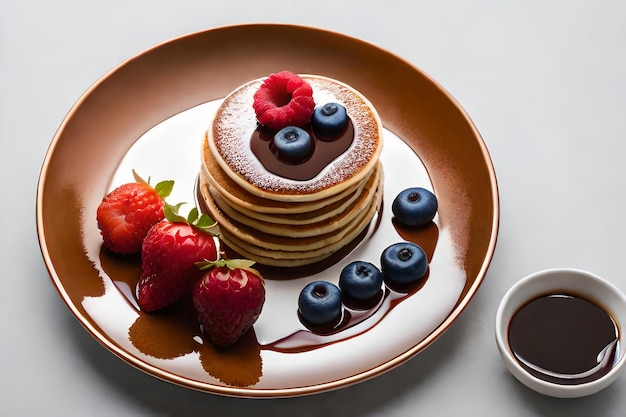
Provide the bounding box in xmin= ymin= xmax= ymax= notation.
xmin=137 ymin=205 xmax=220 ymax=312
xmin=193 ymin=259 xmax=265 ymax=347
xmin=253 ymin=70 xmax=315 ymax=131
xmin=96 ymin=171 xmax=173 ymax=254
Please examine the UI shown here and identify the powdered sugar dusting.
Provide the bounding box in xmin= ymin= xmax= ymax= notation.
xmin=210 ymin=75 xmax=382 ymax=196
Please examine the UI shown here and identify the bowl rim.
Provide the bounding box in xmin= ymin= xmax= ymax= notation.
xmin=495 ymin=268 xmax=626 ymax=398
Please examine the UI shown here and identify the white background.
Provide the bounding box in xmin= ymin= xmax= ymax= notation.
xmin=2 ymin=0 xmax=626 ymax=415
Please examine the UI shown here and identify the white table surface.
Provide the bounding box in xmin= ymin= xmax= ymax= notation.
xmin=3 ymin=1 xmax=626 ymax=415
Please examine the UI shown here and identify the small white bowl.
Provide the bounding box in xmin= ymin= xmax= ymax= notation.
xmin=495 ymin=268 xmax=626 ymax=398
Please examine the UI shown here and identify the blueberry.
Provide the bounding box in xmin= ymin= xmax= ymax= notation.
xmin=380 ymin=242 xmax=428 ymax=286
xmin=273 ymin=126 xmax=313 ymax=163
xmin=298 ymin=280 xmax=342 ymax=325
xmin=391 ymin=187 xmax=438 ymax=227
xmin=339 ymin=261 xmax=383 ymax=301
xmin=311 ymin=102 xmax=349 ymax=140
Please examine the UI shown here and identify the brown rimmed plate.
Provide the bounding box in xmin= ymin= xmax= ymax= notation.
xmin=36 ymin=24 xmax=499 ymax=398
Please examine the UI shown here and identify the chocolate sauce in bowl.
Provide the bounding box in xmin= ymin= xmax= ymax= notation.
xmin=508 ymin=294 xmax=620 ymax=385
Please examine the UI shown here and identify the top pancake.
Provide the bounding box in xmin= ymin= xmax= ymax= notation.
xmin=204 ymin=74 xmax=383 ymax=203
xmin=200 ymin=135 xmax=361 ymax=215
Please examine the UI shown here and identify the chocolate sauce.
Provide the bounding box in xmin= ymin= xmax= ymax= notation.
xmin=508 ymin=294 xmax=619 ymax=385
xmin=250 ymin=122 xmax=354 ymax=181
xmin=392 ymin=218 xmax=439 ymax=262
xmin=266 ymin=282 xmax=428 ymax=354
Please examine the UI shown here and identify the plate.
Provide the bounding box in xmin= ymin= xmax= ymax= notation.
xmin=36 ymin=24 xmax=499 ymax=397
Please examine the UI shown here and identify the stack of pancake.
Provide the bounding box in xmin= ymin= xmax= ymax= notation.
xmin=199 ymin=75 xmax=384 ymax=267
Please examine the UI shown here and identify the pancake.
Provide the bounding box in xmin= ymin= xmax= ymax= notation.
xmin=203 ymin=183 xmax=383 ymax=267
xmin=200 ymin=137 xmax=360 ymax=214
xmin=204 ymin=75 xmax=383 ymax=203
xmin=210 ymin=182 xmax=362 ymax=225
xmin=200 ymin=163 xmax=382 ymax=239
xmin=199 ymin=72 xmax=384 ymax=267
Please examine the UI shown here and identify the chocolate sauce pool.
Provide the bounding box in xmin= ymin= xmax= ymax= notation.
xmin=508 ymin=294 xmax=619 ymax=385
xmin=250 ymin=122 xmax=354 ymax=180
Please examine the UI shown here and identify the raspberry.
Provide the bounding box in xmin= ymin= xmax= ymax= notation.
xmin=253 ymin=71 xmax=315 ymax=131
